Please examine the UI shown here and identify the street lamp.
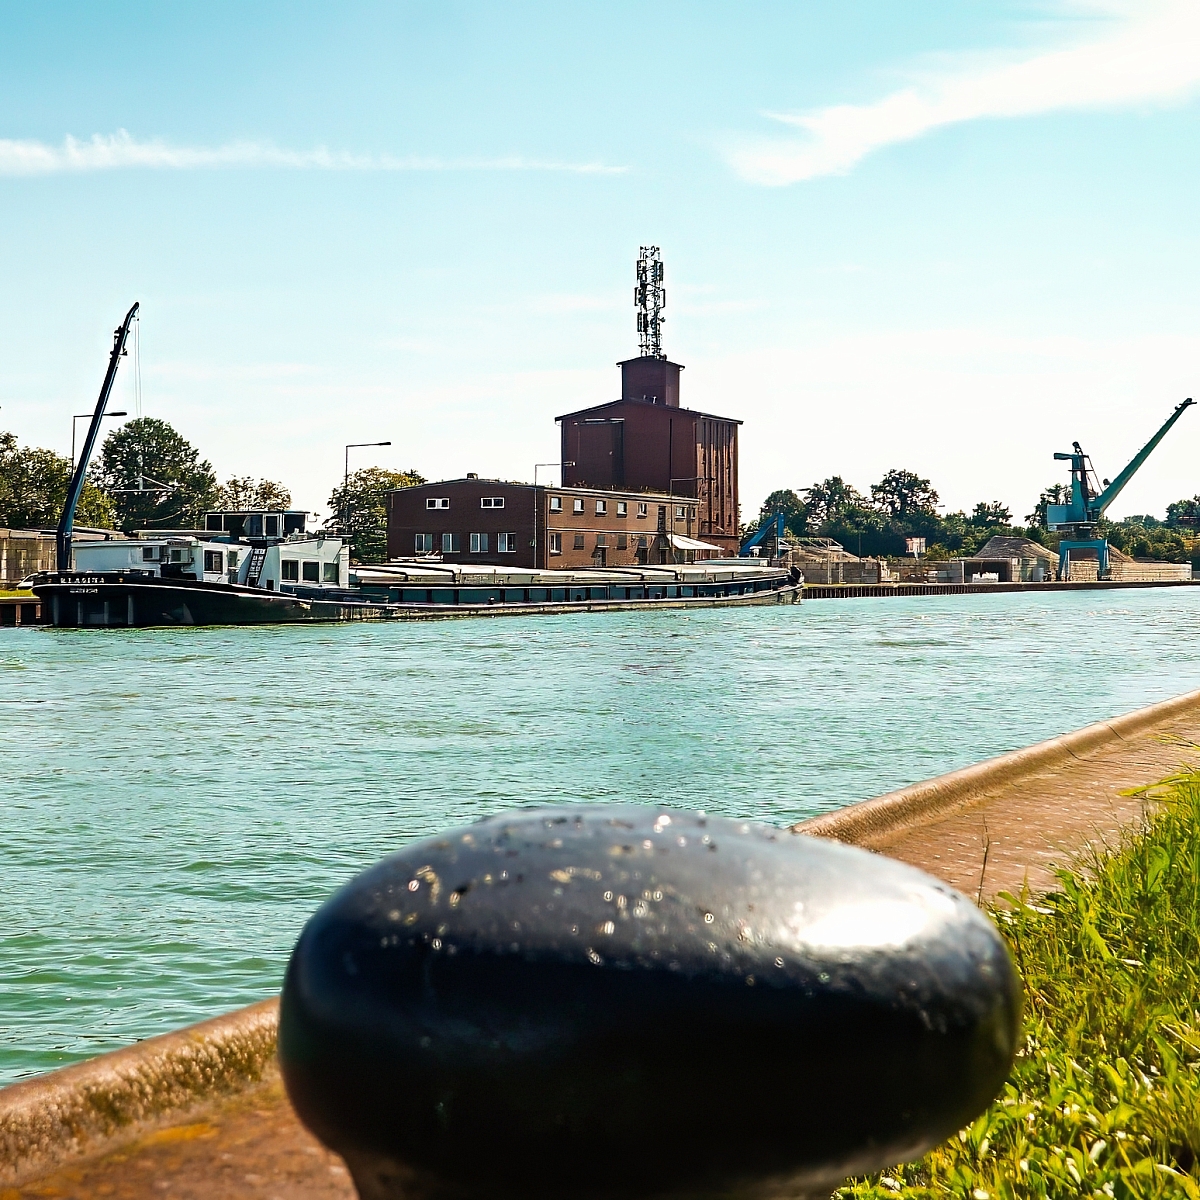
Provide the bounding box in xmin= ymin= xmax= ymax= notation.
xmin=343 ymin=441 xmax=392 ymax=545
xmin=72 ymin=411 xmax=127 ymax=470
xmin=534 ymin=461 xmax=574 ymax=486
xmin=532 ymin=462 xmax=574 ymax=569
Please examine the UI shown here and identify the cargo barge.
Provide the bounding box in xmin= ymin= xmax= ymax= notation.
xmin=31 ymin=558 xmax=799 ymax=628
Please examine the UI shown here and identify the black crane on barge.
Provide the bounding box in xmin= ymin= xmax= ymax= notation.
xmin=56 ymin=302 xmax=139 ymax=572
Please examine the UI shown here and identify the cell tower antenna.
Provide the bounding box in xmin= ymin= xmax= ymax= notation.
xmin=635 ymin=246 xmax=666 ymax=359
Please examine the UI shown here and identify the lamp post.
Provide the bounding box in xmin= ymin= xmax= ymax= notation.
xmin=532 ymin=462 xmax=574 ymax=568
xmin=343 ymin=441 xmax=391 ymax=552
xmin=72 ymin=411 xmax=127 ymax=471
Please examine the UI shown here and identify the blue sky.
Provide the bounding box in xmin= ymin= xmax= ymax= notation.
xmin=2 ymin=1 xmax=1199 ymax=524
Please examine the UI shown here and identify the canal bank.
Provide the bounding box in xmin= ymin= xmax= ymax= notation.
xmin=800 ymin=577 xmax=1200 ymax=599
xmin=3 ymin=685 xmax=1199 ymax=1195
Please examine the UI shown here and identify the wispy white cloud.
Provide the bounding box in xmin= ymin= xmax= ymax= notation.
xmin=0 ymin=130 xmax=627 ymax=177
xmin=727 ymin=1 xmax=1200 ymax=185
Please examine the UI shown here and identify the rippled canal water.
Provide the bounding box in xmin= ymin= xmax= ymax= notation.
xmin=4 ymin=588 xmax=1200 ymax=1082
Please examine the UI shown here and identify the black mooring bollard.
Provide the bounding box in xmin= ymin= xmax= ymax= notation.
xmin=279 ymin=807 xmax=1020 ymax=1200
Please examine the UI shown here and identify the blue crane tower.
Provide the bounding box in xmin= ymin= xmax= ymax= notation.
xmin=1047 ymin=397 xmax=1194 ymax=579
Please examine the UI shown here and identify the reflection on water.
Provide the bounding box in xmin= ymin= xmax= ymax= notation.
xmin=3 ymin=588 xmax=1200 ymax=1082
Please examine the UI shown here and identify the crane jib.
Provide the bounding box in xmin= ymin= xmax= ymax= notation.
xmin=55 ymin=302 xmax=140 ymax=573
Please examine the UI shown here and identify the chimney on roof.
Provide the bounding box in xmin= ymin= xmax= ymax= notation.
xmin=618 ymin=357 xmax=684 ymax=407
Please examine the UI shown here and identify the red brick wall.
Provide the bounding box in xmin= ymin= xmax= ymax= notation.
xmin=387 ymin=481 xmax=704 ymax=568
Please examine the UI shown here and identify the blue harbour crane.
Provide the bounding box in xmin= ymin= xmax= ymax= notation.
xmin=739 ymin=512 xmax=785 ymax=557
xmin=1047 ymin=397 xmax=1194 ymax=579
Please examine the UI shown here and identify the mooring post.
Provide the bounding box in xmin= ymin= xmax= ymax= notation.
xmin=279 ymin=806 xmax=1021 ymax=1200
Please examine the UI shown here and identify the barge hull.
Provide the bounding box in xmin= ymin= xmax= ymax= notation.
xmin=30 ymin=572 xmax=798 ymax=628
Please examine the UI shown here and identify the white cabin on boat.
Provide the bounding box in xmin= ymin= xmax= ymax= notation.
xmin=70 ymin=508 xmax=350 ymax=592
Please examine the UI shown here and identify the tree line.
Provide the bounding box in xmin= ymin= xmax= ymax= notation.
xmin=753 ymin=469 xmax=1200 ymax=566
xmin=0 ymin=418 xmax=422 ymax=563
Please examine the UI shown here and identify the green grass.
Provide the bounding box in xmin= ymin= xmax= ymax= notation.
xmin=839 ymin=771 xmax=1200 ymax=1200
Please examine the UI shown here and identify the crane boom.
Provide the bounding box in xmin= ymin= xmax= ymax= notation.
xmin=1092 ymin=397 xmax=1195 ymax=521
xmin=56 ymin=302 xmax=139 ymax=572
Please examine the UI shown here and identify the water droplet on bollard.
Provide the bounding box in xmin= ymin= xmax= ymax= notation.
xmin=279 ymin=807 xmax=1020 ymax=1200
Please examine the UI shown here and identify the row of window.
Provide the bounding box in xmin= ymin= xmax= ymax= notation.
xmin=547 ymin=533 xmax=645 ymax=554
xmin=426 ymin=496 xmax=506 ymax=510
xmin=416 ymin=533 xmax=518 ymax=554
xmin=549 ymin=497 xmax=667 ymax=517
xmin=280 ymin=560 xmax=340 ymax=583
xmin=414 ymin=531 xmax=650 ymax=555
xmin=423 ymin=495 xmax=691 ymax=519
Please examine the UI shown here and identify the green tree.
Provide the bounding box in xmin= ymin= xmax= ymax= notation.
xmin=0 ymin=431 xmax=116 ymax=530
xmin=869 ymin=469 xmax=939 ymax=519
xmin=804 ymin=476 xmax=868 ymax=524
xmin=94 ymin=418 xmax=218 ymax=531
xmin=326 ymin=467 xmax=425 ymax=563
xmin=1102 ymin=516 xmax=1195 ymax=564
xmin=1166 ymin=495 xmax=1200 ymax=527
xmin=215 ymin=476 xmax=293 ymax=511
xmin=970 ymin=501 xmax=1011 ymax=526
xmin=1026 ymin=483 xmax=1067 ymax=528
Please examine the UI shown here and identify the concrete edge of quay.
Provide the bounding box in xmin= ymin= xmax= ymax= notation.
xmin=0 ymin=998 xmax=279 ymax=1186
xmin=801 ymin=578 xmax=1200 ymax=599
xmin=5 ymin=686 xmax=1200 ymax=1184
xmin=792 ymin=686 xmax=1200 ymax=847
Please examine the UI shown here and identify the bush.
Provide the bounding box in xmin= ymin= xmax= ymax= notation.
xmin=840 ymin=773 xmax=1200 ymax=1198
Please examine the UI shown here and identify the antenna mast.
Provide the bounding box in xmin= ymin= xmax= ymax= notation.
xmin=635 ymin=246 xmax=666 ymax=359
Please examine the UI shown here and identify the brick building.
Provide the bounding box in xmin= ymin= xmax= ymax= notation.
xmin=556 ymin=356 xmax=741 ymax=555
xmin=386 ymin=477 xmax=721 ymax=570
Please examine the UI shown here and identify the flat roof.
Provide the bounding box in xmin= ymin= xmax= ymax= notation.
xmin=388 ymin=479 xmax=699 ymax=501
xmin=554 ymin=397 xmax=743 ymax=425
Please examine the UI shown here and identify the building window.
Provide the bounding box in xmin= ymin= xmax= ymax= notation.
xmin=203 ymin=550 xmax=224 ymax=573
xmin=481 ymin=497 xmax=505 ymax=509
xmin=573 ymin=533 xmax=585 ymax=550
xmin=595 ymin=534 xmax=607 ymax=548
xmin=676 ymin=506 xmax=687 ymax=519
xmin=415 ymin=533 xmax=433 ymax=553
xmin=427 ymin=497 xmax=450 ymax=510
xmin=142 ymin=546 xmax=157 ymax=562
xmin=442 ymin=533 xmax=459 ymax=553
xmin=549 ymin=532 xmax=562 ymax=554
xmin=549 ymin=496 xmax=562 ymax=513
xmin=265 ymin=515 xmax=280 ymax=537
xmin=617 ymin=501 xmax=627 ymax=516
xmin=302 ymin=561 xmax=320 ymax=582
xmin=470 ymin=533 xmax=489 ymax=553
xmin=281 ymin=559 xmax=299 ymax=581
xmin=323 ymin=562 xmax=339 ymax=583
xmin=595 ymin=499 xmax=607 ymax=515
xmin=573 ymin=498 xmax=584 ymax=514
xmin=637 ymin=502 xmax=648 ymax=518
xmin=636 ymin=536 xmax=647 ymax=548
xmin=228 ymin=551 xmax=240 ymax=568
xmin=617 ymin=533 xmax=627 ymax=550
xmin=498 ymin=533 xmax=516 ymax=553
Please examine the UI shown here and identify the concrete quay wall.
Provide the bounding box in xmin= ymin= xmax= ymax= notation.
xmin=801 ymin=578 xmax=1200 ymax=600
